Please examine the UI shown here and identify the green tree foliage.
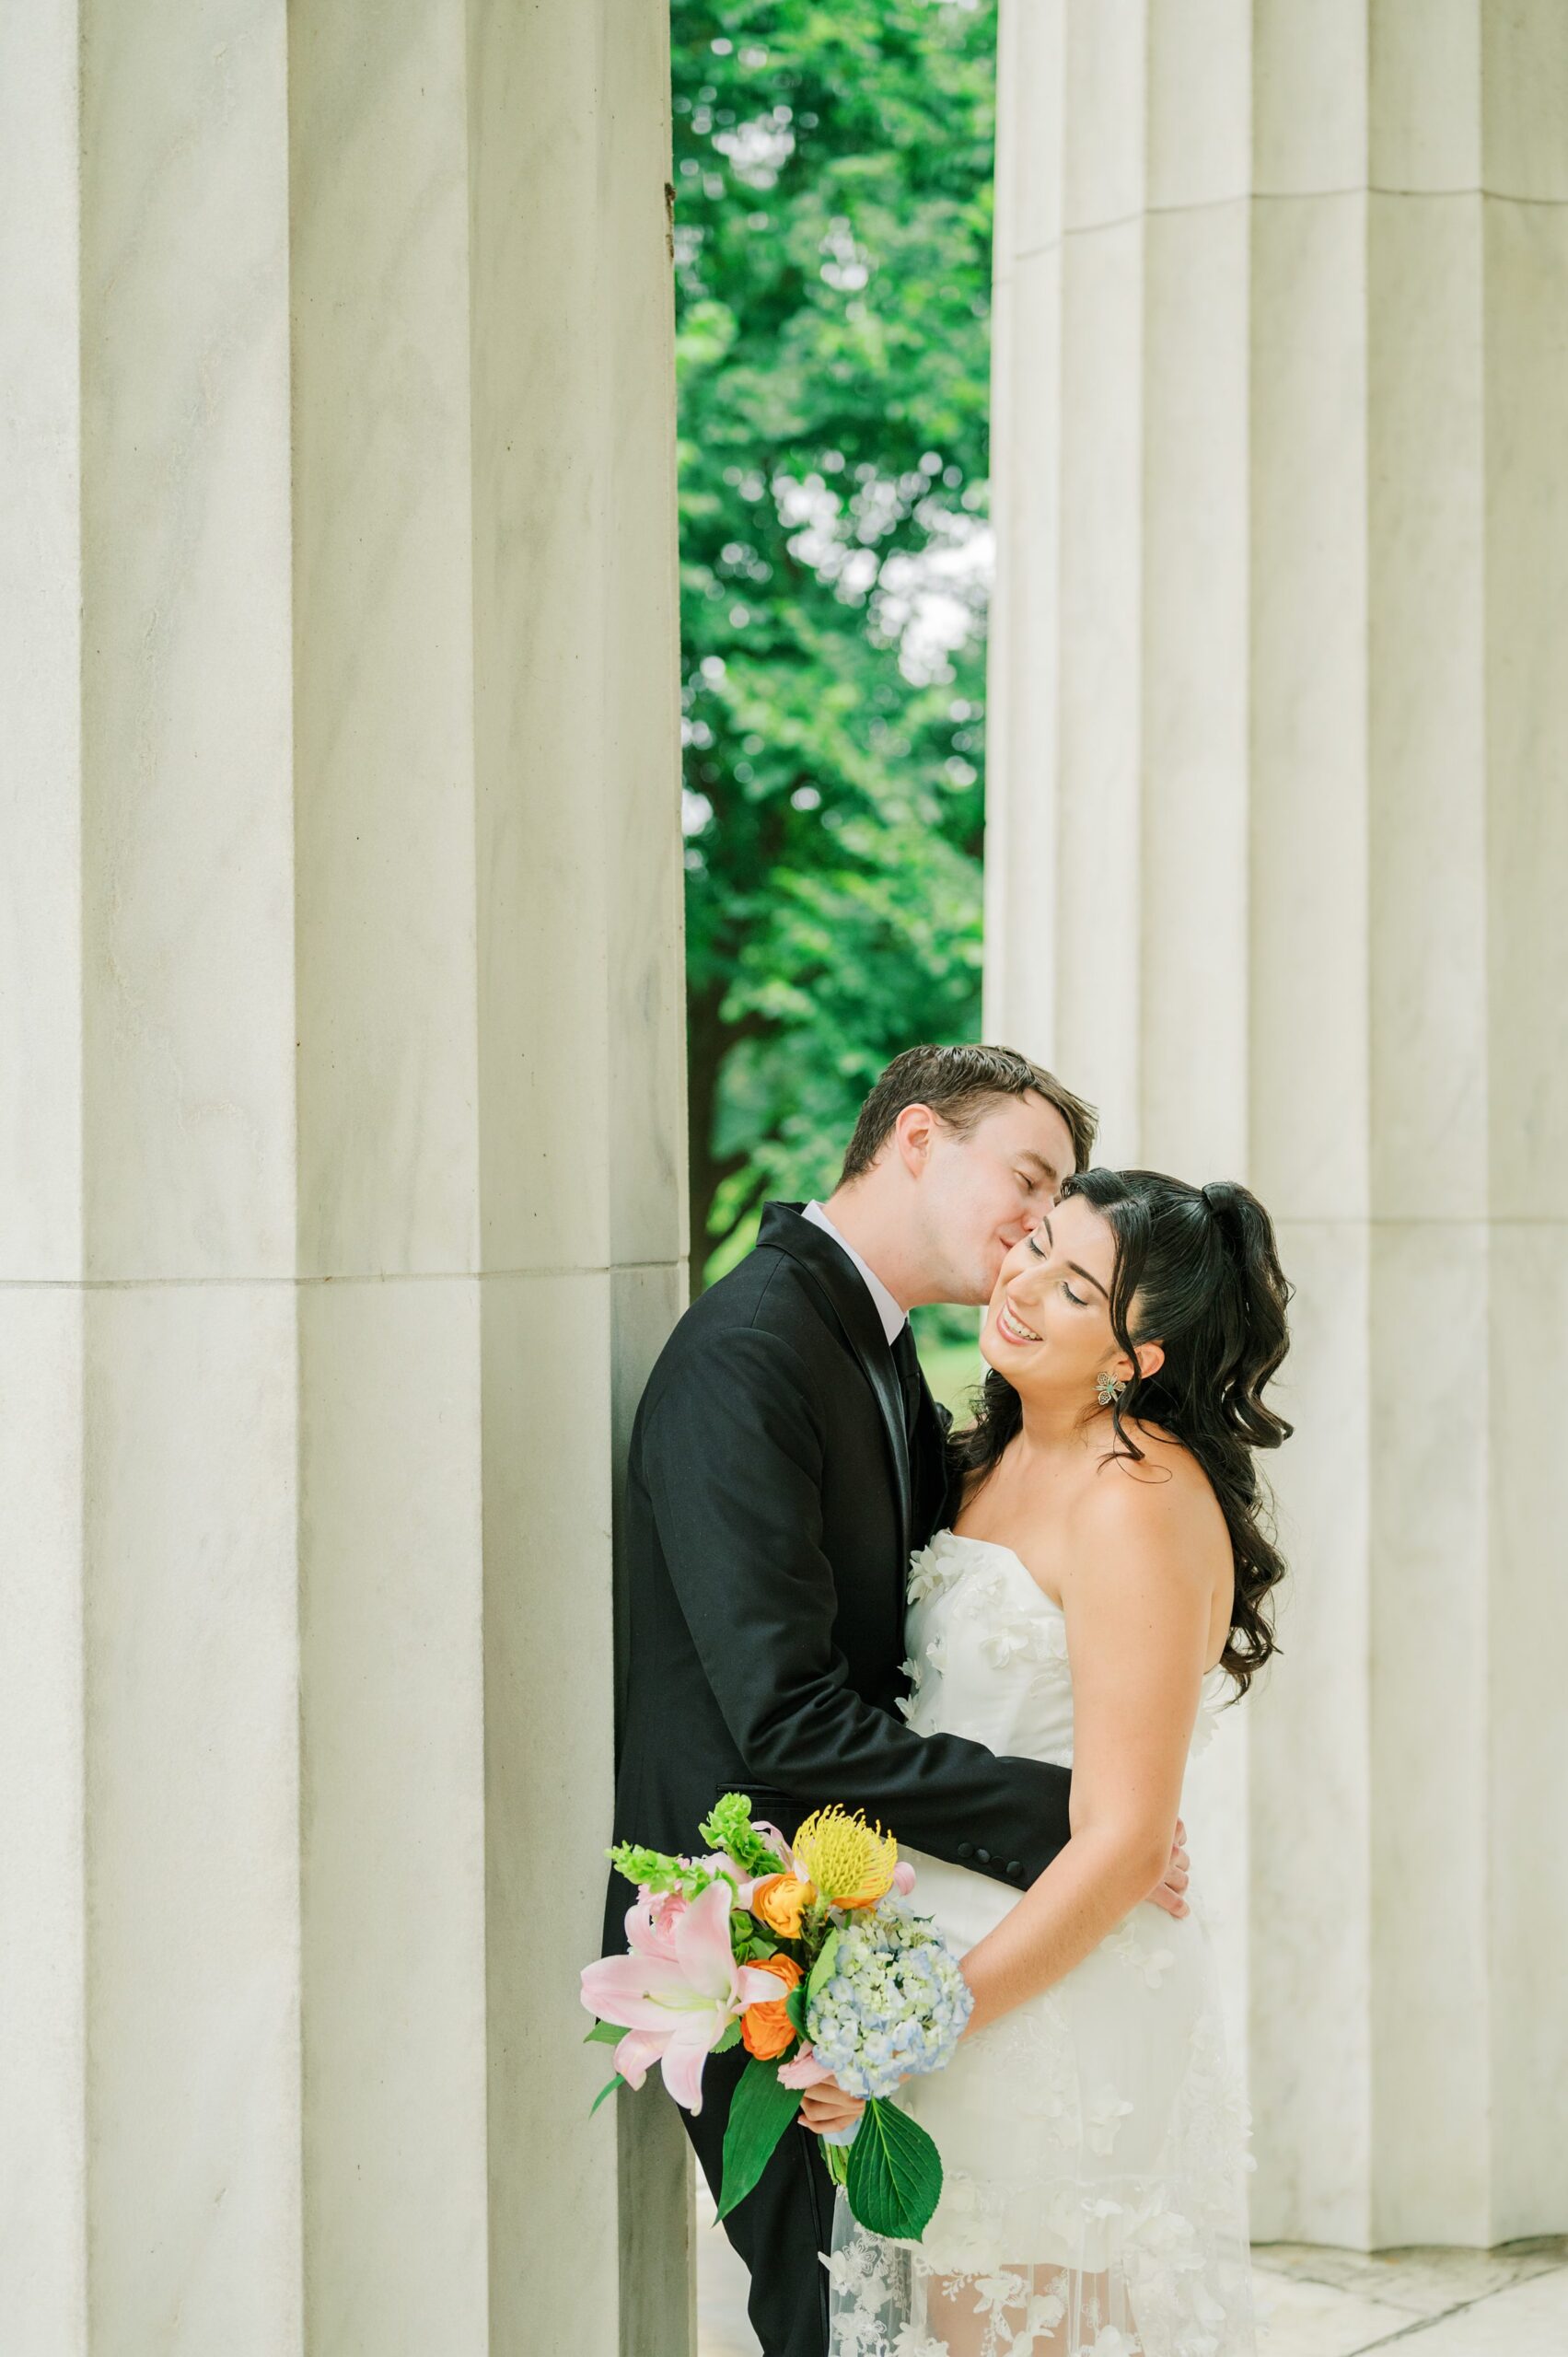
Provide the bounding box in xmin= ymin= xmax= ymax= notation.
xmin=673 ymin=0 xmax=996 ymax=1285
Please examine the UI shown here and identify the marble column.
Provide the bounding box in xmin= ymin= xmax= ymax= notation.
xmin=0 ymin=4 xmax=689 ymax=2353
xmin=987 ymin=0 xmax=1568 ymax=2252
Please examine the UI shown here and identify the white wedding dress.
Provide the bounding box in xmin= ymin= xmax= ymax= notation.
xmin=825 ymin=1528 xmax=1255 ymax=2357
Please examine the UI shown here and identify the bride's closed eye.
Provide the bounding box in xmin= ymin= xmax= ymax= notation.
xmin=1026 ymin=1232 xmax=1088 ymax=1304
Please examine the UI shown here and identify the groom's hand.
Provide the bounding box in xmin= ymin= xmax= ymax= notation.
xmin=1147 ymin=1818 xmax=1191 ymax=1919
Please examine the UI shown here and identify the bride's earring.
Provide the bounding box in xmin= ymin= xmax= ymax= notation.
xmin=1095 ymin=1369 xmax=1126 ymax=1408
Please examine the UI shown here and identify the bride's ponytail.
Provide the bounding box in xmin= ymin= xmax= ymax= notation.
xmin=1197 ymin=1178 xmax=1293 ymax=1458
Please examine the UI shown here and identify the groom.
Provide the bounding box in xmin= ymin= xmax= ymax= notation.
xmin=604 ymin=1043 xmax=1190 ymax=2357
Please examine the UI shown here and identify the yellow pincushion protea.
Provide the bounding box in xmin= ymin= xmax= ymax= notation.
xmin=791 ymin=1806 xmax=899 ymax=1910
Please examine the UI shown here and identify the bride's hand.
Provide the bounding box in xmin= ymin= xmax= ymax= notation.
xmin=798 ymin=2076 xmax=866 ymax=2136
xmin=1146 ymin=1817 xmax=1191 ymax=1920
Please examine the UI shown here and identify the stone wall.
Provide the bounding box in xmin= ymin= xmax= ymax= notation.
xmin=0 ymin=4 xmax=690 ymax=2351
xmin=986 ymin=0 xmax=1568 ymax=2253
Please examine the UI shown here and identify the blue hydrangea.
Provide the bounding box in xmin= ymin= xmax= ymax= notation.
xmin=804 ymin=1900 xmax=973 ymax=2101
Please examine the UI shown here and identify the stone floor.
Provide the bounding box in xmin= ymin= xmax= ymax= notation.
xmin=695 ymin=2177 xmax=1568 ymax=2355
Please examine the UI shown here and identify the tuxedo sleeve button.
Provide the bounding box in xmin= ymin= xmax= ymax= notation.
xmin=1006 ymin=1860 xmax=1023 ymax=1878
xmin=957 ymin=1840 xmax=973 ymax=1858
xmin=975 ymin=1847 xmax=991 ymax=1864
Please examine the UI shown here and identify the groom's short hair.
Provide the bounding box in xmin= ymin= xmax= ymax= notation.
xmin=838 ymin=1044 xmax=1098 ymax=1184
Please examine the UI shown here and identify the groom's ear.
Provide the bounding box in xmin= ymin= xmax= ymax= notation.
xmin=892 ymin=1100 xmax=938 ymax=1173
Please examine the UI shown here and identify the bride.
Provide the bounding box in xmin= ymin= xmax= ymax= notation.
xmin=801 ymin=1166 xmax=1292 ymax=2357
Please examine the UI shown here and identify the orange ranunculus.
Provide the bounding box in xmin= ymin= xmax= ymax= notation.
xmin=741 ymin=1952 xmax=803 ymax=2060
xmin=750 ymin=1873 xmax=815 ymax=1938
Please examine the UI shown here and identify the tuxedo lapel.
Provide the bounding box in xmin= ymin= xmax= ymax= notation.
xmin=758 ymin=1202 xmax=912 ymax=1566
xmin=907 ymin=1378 xmax=947 ymax=1539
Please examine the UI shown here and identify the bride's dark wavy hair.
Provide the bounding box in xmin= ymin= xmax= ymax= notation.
xmin=949 ymin=1169 xmax=1294 ymax=1697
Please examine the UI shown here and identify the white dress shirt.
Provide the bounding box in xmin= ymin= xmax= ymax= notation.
xmin=802 ymin=1200 xmax=908 ymax=1344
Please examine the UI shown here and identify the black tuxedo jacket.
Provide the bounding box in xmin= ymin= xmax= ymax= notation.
xmin=602 ymin=1202 xmax=1073 ymax=1955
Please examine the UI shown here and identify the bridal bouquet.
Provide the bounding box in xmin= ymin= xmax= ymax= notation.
xmin=580 ymin=1794 xmax=971 ymax=2241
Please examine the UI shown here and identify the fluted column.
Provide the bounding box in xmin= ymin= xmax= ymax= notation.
xmin=0 ymin=4 xmax=687 ymax=2352
xmin=988 ymin=0 xmax=1568 ymax=2250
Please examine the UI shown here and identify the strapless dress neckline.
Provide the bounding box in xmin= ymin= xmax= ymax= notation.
xmin=910 ymin=1517 xmax=1225 ymax=1744
xmin=934 ymin=1526 xmax=1064 ymax=1617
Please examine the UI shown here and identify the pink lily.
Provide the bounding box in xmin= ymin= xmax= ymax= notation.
xmin=625 ymin=1886 xmax=688 ymax=1960
xmin=581 ymin=1877 xmax=780 ymax=2114
xmin=691 ymin=1853 xmax=757 ymax=1907
xmin=610 ymin=2026 xmax=669 ymax=2089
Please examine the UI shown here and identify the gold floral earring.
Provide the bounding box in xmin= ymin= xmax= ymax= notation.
xmin=1095 ymin=1369 xmax=1126 ymax=1408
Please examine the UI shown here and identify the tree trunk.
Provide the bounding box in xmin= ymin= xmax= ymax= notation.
xmin=685 ymin=981 xmax=729 ymax=1289
xmin=685 ymin=984 xmax=777 ymax=1290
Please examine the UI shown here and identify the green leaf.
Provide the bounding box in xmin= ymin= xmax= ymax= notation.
xmin=589 ymin=2073 xmax=626 ymax=2117
xmin=716 ymin=2057 xmax=803 ymax=2220
xmin=844 ymin=2099 xmax=943 ymax=2241
xmin=805 ymin=1927 xmax=840 ymax=2012
xmin=712 ymin=2018 xmax=743 ymax=2054
xmin=584 ymin=2019 xmax=623 ymax=2047
xmin=784 ymin=1983 xmax=809 ymax=2038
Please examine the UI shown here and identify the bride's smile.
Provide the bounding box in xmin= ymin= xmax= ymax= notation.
xmin=994 ymin=1298 xmax=1043 ymax=1345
